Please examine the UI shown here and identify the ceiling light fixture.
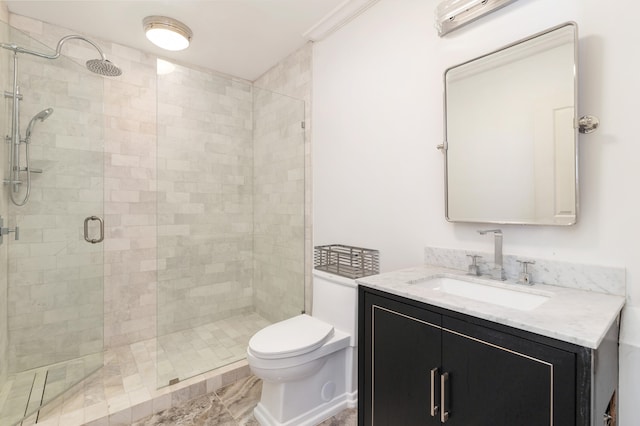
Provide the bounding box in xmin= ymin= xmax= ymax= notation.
xmin=143 ymin=16 xmax=192 ymax=51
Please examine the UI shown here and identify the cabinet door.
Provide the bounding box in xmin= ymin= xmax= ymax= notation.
xmin=441 ymin=316 xmax=576 ymax=426
xmin=362 ymin=293 xmax=442 ymax=426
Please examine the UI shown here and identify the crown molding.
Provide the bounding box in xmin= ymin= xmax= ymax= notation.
xmin=303 ymin=0 xmax=381 ymax=41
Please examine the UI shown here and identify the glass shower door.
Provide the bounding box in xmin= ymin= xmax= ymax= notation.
xmin=0 ymin=23 xmax=104 ymax=425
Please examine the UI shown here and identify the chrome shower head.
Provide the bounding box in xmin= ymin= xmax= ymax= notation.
xmin=35 ymin=107 xmax=54 ymax=121
xmin=1 ymin=35 xmax=123 ymax=77
xmin=25 ymin=107 xmax=54 ymax=140
xmin=86 ymin=58 xmax=123 ymax=76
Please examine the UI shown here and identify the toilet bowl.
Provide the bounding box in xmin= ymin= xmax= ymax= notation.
xmin=247 ymin=270 xmax=358 ymax=426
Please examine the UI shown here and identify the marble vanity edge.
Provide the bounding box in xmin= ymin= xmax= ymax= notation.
xmin=424 ymin=246 xmax=626 ymax=297
xmin=356 ymin=265 xmax=625 ymax=349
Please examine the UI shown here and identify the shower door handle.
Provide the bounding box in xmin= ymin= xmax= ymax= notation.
xmin=84 ymin=216 xmax=104 ymax=244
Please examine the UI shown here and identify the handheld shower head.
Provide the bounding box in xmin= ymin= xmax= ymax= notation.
xmin=34 ymin=107 xmax=54 ymax=121
xmin=25 ymin=107 xmax=54 ymax=140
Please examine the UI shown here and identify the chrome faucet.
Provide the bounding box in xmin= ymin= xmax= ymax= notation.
xmin=477 ymin=229 xmax=506 ymax=281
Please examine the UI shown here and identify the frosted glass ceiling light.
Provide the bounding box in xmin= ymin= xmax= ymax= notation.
xmin=435 ymin=0 xmax=517 ymax=37
xmin=143 ymin=16 xmax=192 ymax=51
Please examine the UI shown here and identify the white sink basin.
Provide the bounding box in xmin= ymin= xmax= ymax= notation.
xmin=412 ymin=276 xmax=550 ymax=311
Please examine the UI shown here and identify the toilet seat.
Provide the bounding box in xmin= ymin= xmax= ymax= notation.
xmin=248 ymin=314 xmax=334 ymax=360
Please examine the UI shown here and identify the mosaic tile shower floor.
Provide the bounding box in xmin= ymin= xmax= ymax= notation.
xmin=0 ymin=312 xmax=272 ymax=425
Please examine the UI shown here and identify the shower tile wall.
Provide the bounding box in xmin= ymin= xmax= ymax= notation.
xmin=253 ymin=43 xmax=312 ymax=313
xmin=252 ymin=88 xmax=305 ymax=322
xmin=101 ymin=43 xmax=157 ymax=348
xmin=157 ymin=64 xmax=255 ymax=334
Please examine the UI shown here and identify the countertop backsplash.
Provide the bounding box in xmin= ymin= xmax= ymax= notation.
xmin=424 ymin=247 xmax=626 ymax=297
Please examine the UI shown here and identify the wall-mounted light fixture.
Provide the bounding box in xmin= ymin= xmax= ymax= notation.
xmin=435 ymin=0 xmax=518 ymax=37
xmin=143 ymin=16 xmax=193 ymax=51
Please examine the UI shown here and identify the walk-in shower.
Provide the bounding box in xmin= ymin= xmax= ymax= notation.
xmin=2 ymin=34 xmax=121 ymax=206
xmin=1 ymin=19 xmax=305 ymax=426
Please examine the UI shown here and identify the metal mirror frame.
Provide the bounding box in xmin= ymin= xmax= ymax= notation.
xmin=442 ymin=22 xmax=579 ymax=226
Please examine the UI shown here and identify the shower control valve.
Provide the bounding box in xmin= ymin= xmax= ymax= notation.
xmin=0 ymin=215 xmax=19 ymax=244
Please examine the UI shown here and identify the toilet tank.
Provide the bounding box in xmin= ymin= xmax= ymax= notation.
xmin=312 ymin=270 xmax=358 ymax=346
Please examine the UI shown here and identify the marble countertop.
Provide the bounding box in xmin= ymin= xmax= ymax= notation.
xmin=356 ymin=265 xmax=625 ymax=349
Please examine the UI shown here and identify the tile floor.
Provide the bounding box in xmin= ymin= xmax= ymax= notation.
xmin=156 ymin=313 xmax=270 ymax=387
xmin=0 ymin=354 xmax=107 ymax=426
xmin=1 ymin=311 xmax=356 ymax=426
xmin=133 ymin=375 xmax=357 ymax=426
xmin=0 ymin=313 xmax=270 ymax=426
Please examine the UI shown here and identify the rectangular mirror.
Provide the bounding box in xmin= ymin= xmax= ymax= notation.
xmin=443 ymin=22 xmax=578 ymax=225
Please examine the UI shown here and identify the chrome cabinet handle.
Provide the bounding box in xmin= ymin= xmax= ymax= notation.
xmin=84 ymin=216 xmax=104 ymax=244
xmin=441 ymin=372 xmax=450 ymax=423
xmin=430 ymin=368 xmax=439 ymax=417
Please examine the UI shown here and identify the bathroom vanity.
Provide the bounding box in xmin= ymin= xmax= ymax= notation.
xmin=356 ymin=266 xmax=624 ymax=426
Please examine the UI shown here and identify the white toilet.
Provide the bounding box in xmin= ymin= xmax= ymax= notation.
xmin=247 ymin=270 xmax=358 ymax=426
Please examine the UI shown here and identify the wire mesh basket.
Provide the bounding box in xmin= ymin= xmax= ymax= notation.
xmin=314 ymin=244 xmax=380 ymax=279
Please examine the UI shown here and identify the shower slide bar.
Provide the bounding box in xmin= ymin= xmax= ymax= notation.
xmin=2 ymin=34 xmax=122 ymax=207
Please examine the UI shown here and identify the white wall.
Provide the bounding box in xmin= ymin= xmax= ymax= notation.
xmin=312 ymin=0 xmax=640 ymax=422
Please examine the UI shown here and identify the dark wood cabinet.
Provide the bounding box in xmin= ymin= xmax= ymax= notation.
xmin=440 ymin=314 xmax=575 ymax=425
xmin=363 ymin=297 xmax=441 ymax=425
xmin=358 ymin=287 xmax=615 ymax=426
